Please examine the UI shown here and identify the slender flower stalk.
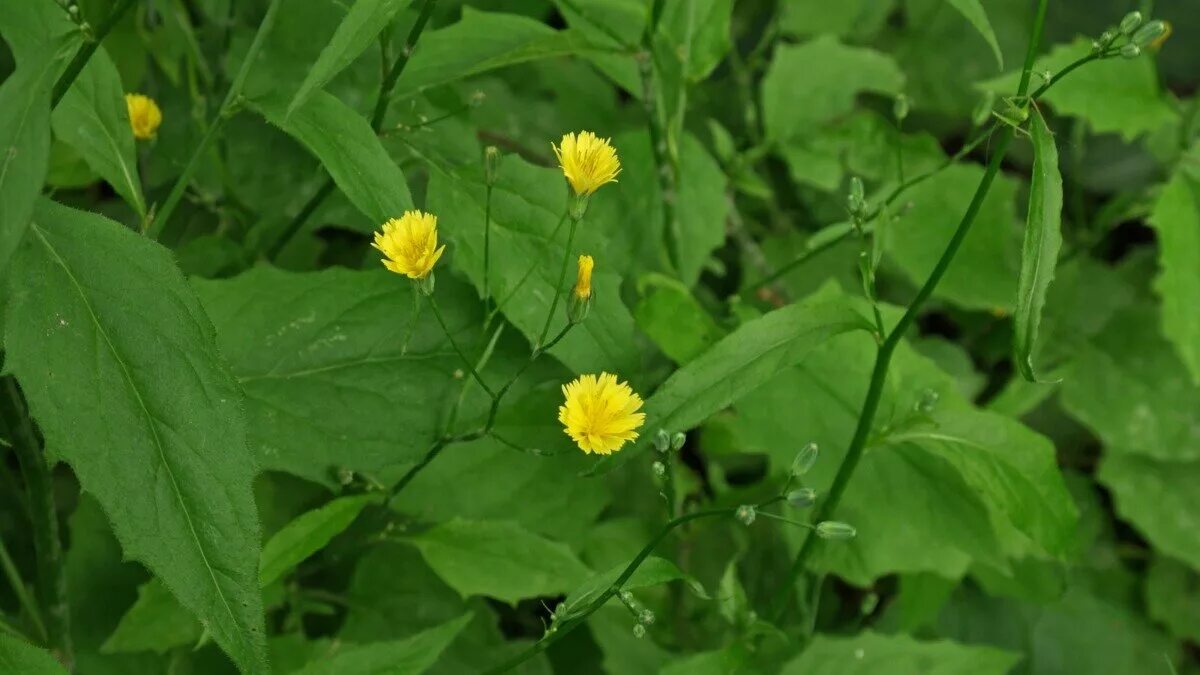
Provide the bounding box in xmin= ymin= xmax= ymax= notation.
xmin=50 ymin=0 xmax=138 ymax=108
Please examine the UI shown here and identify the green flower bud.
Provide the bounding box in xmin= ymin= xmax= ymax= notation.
xmin=671 ymin=432 xmax=686 ymax=451
xmin=791 ymin=442 xmax=819 ymax=476
xmin=638 ymin=609 xmax=655 ymax=625
xmin=651 ymin=461 xmax=666 ymax=477
xmin=632 ymin=623 xmax=646 ymax=638
xmin=893 ymin=93 xmax=910 ymax=122
xmin=735 ymin=504 xmax=756 ymax=526
xmin=1098 ymin=29 xmax=1116 ymax=48
xmin=816 ymin=521 xmax=857 ymax=541
xmin=1119 ymin=11 xmax=1143 ymax=35
xmin=787 ymin=488 xmax=817 ymax=509
xmin=654 ymin=429 xmax=671 ymax=453
xmin=484 ymin=146 xmax=502 ymax=186
xmin=1120 ymin=43 xmax=1141 ymax=59
xmin=1131 ymin=20 xmax=1167 ymax=47
xmin=415 ymin=270 xmax=436 ymax=296
xmin=566 ymin=291 xmax=591 ymax=324
xmin=916 ymin=388 xmax=939 ymax=414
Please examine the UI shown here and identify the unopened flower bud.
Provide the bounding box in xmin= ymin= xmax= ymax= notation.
xmin=654 ymin=429 xmax=671 ymax=453
xmin=484 ymin=146 xmax=502 ymax=186
xmin=638 ymin=609 xmax=655 ymax=625
xmin=632 ymin=623 xmax=646 ymax=638
xmin=735 ymin=505 xmax=756 ymax=526
xmin=1120 ymin=43 xmax=1141 ymax=58
xmin=787 ymin=488 xmax=817 ymax=509
xmin=816 ymin=521 xmax=857 ymax=541
xmin=791 ymin=442 xmax=819 ymax=476
xmin=917 ymin=389 xmax=939 ymax=414
xmin=651 ymin=461 xmax=666 ymax=477
xmin=1131 ymin=20 xmax=1167 ymax=47
xmin=415 ymin=270 xmax=436 ymax=296
xmin=671 ymin=432 xmax=686 ymax=451
xmin=1098 ymin=29 xmax=1116 ymax=48
xmin=1118 ymin=11 xmax=1143 ymax=35
xmin=893 ymin=94 xmax=909 ymax=122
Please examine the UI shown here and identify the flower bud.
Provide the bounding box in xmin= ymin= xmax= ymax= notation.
xmin=916 ymin=388 xmax=939 ymax=414
xmin=816 ymin=521 xmax=857 ymax=541
xmin=893 ymin=93 xmax=910 ymax=122
xmin=791 ymin=442 xmax=819 ymax=476
xmin=1131 ymin=20 xmax=1167 ymax=47
xmin=1120 ymin=43 xmax=1141 ymax=59
xmin=787 ymin=488 xmax=817 ymax=509
xmin=671 ymin=432 xmax=686 ymax=451
xmin=846 ymin=176 xmax=866 ymax=216
xmin=1097 ymin=29 xmax=1116 ymax=48
xmin=568 ymin=192 xmax=590 ymax=221
xmin=651 ymin=461 xmax=666 ymax=477
xmin=632 ymin=623 xmax=646 ymax=638
xmin=1118 ymin=11 xmax=1143 ymax=35
xmin=735 ymin=504 xmax=756 ymax=526
xmin=638 ymin=609 xmax=655 ymax=625
xmin=653 ymin=429 xmax=671 ymax=453
xmin=484 ymin=146 xmax=502 ymax=186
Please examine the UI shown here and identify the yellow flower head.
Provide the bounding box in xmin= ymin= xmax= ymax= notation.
xmin=552 ymin=131 xmax=621 ymax=196
xmin=372 ymin=210 xmax=446 ymax=279
xmin=574 ymin=255 xmax=594 ymax=300
xmin=558 ymin=372 xmax=646 ymax=455
xmin=125 ymin=93 xmax=162 ymax=140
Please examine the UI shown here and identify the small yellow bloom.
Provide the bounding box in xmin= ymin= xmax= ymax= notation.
xmin=558 ymin=372 xmax=646 ymax=455
xmin=372 ymin=210 xmax=446 ymax=279
xmin=574 ymin=255 xmax=594 ymax=300
xmin=125 ymin=93 xmax=162 ymax=140
xmin=552 ymin=131 xmax=621 ymax=196
xmin=1150 ymin=20 xmax=1172 ymax=50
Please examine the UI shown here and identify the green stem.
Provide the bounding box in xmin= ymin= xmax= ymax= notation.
xmin=482 ymin=183 xmax=494 ymax=313
xmin=427 ymin=295 xmax=495 ymax=398
xmin=269 ymin=0 xmax=440 ymax=258
xmin=535 ymin=215 xmax=580 ymax=348
xmin=769 ymin=0 xmax=1051 ymax=623
xmin=0 ymin=535 xmax=46 ymax=644
xmin=637 ymin=21 xmax=682 ymax=274
xmin=50 ymin=0 xmax=139 ymax=108
xmin=489 ymin=212 xmax=569 ymax=321
xmin=0 ymin=379 xmax=71 ymax=666
xmin=149 ymin=0 xmax=285 ymax=242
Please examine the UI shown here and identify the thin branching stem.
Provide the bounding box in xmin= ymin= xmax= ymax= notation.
xmin=51 ymin=0 xmax=139 ymax=108
xmin=536 ymin=215 xmax=580 ymax=348
xmin=427 ymin=295 xmax=495 ymax=398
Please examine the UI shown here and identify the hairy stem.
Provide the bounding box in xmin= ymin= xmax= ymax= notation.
xmin=51 ymin=0 xmax=139 ymax=108
xmin=769 ymin=0 xmax=1052 ymax=622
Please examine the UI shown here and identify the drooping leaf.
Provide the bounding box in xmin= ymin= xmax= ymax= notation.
xmin=260 ymin=494 xmax=376 ymax=586
xmin=293 ymin=613 xmax=471 ymax=675
xmin=944 ymin=0 xmax=1003 ymax=69
xmin=1014 ymin=106 xmax=1064 ymax=382
xmin=52 ymin=48 xmax=146 ymax=218
xmin=780 ymin=631 xmax=1019 ymax=675
xmin=288 ymin=0 xmax=411 ymax=117
xmin=408 ymin=519 xmax=591 ymax=604
xmin=0 ymin=634 xmax=68 ymax=675
xmin=193 ymin=266 xmax=474 ymax=485
xmin=6 ymin=199 xmax=268 ymax=673
xmin=251 ymin=90 xmax=413 ymax=225
xmin=1147 ymin=150 xmax=1200 ymax=385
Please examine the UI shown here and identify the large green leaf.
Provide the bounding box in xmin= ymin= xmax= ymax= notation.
xmin=252 ymin=90 xmax=413 ymax=226
xmin=101 ymin=579 xmax=201 ymax=655
xmin=658 ymin=0 xmax=734 ymax=82
xmin=408 ymin=519 xmax=591 ymax=604
xmin=1147 ymin=150 xmax=1200 ymax=385
xmin=293 ymin=613 xmax=471 ymax=675
xmin=52 ymin=48 xmax=146 ymax=218
xmin=1014 ymin=107 xmax=1063 ymax=382
xmin=761 ymin=36 xmax=904 ymax=143
xmin=0 ymin=60 xmax=60 ymax=277
xmin=424 ymin=153 xmax=644 ymax=376
xmin=1099 ymin=454 xmax=1200 ymax=571
xmin=193 ymin=266 xmax=473 ymax=485
xmin=778 ymin=0 xmax=895 ymax=40
xmin=260 ymin=494 xmax=375 ymax=586
xmin=633 ymin=273 xmax=725 ymax=364
xmin=781 ymin=631 xmax=1018 ymax=675
xmin=1145 ymin=555 xmax=1200 ymax=643
xmin=944 ymin=0 xmax=1003 ymax=69
xmin=0 ymin=634 xmax=68 ymax=675
xmin=6 ymin=200 xmax=268 ymax=673
xmin=287 ymin=0 xmax=410 ymax=117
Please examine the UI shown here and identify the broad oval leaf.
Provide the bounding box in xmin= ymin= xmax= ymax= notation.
xmin=6 ymin=199 xmax=268 ymax=673
xmin=1014 ymin=106 xmax=1063 ymax=382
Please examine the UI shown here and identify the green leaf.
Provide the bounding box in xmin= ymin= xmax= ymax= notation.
xmin=293 ymin=613 xmax=471 ymax=675
xmin=193 ymin=266 xmax=472 ymax=485
xmin=781 ymin=631 xmax=1018 ymax=674
xmin=978 ymin=39 xmax=1176 ymax=140
xmin=0 ymin=61 xmax=57 ymax=278
xmin=424 ymin=153 xmax=643 ymax=376
xmin=1099 ymin=454 xmax=1200 ymax=571
xmin=101 ymin=579 xmax=202 ymax=655
xmin=1145 ymin=556 xmax=1200 ymax=643
xmin=1060 ymin=305 xmax=1200 ymax=462
xmin=6 ymin=199 xmax=268 ymax=674
xmin=408 ymin=519 xmax=591 ymax=604
xmin=1014 ymin=107 xmax=1063 ymax=382
xmin=761 ymin=36 xmax=904 ymax=143
xmin=260 ymin=494 xmax=376 ymax=586
xmin=1147 ymin=150 xmax=1200 ymax=385
xmin=52 ymin=48 xmax=146 ymax=217
xmin=887 ymin=163 xmax=1021 ymax=312
xmin=658 ymin=0 xmax=734 ymax=82
xmin=287 ymin=0 xmax=410 ymax=118
xmin=944 ymin=0 xmax=1003 ymax=69
xmin=251 ymin=90 xmax=413 ymax=225
xmin=778 ymin=0 xmax=896 ymax=40
xmin=0 ymin=634 xmax=68 ymax=675
xmin=634 ymin=273 xmax=725 ymax=364
xmin=65 ymin=495 xmax=149 ymax=652
xmin=593 ymin=287 xmax=871 ymax=474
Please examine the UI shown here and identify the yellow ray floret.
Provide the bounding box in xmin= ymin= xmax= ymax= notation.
xmin=372 ymin=210 xmax=446 ymax=279
xmin=125 ymin=93 xmax=162 ymax=140
xmin=574 ymin=255 xmax=594 ymax=300
xmin=552 ymin=131 xmax=621 ymax=196
xmin=559 ymin=372 xmax=646 ymax=455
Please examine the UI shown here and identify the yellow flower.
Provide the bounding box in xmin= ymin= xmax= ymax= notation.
xmin=372 ymin=210 xmax=446 ymax=279
xmin=558 ymin=373 xmax=646 ymax=455
xmin=574 ymin=255 xmax=594 ymax=300
xmin=552 ymin=131 xmax=621 ymax=196
xmin=1150 ymin=20 xmax=1172 ymax=50
xmin=125 ymin=93 xmax=162 ymax=140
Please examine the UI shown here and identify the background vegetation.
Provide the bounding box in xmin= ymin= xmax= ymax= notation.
xmin=0 ymin=0 xmax=1198 ymax=673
